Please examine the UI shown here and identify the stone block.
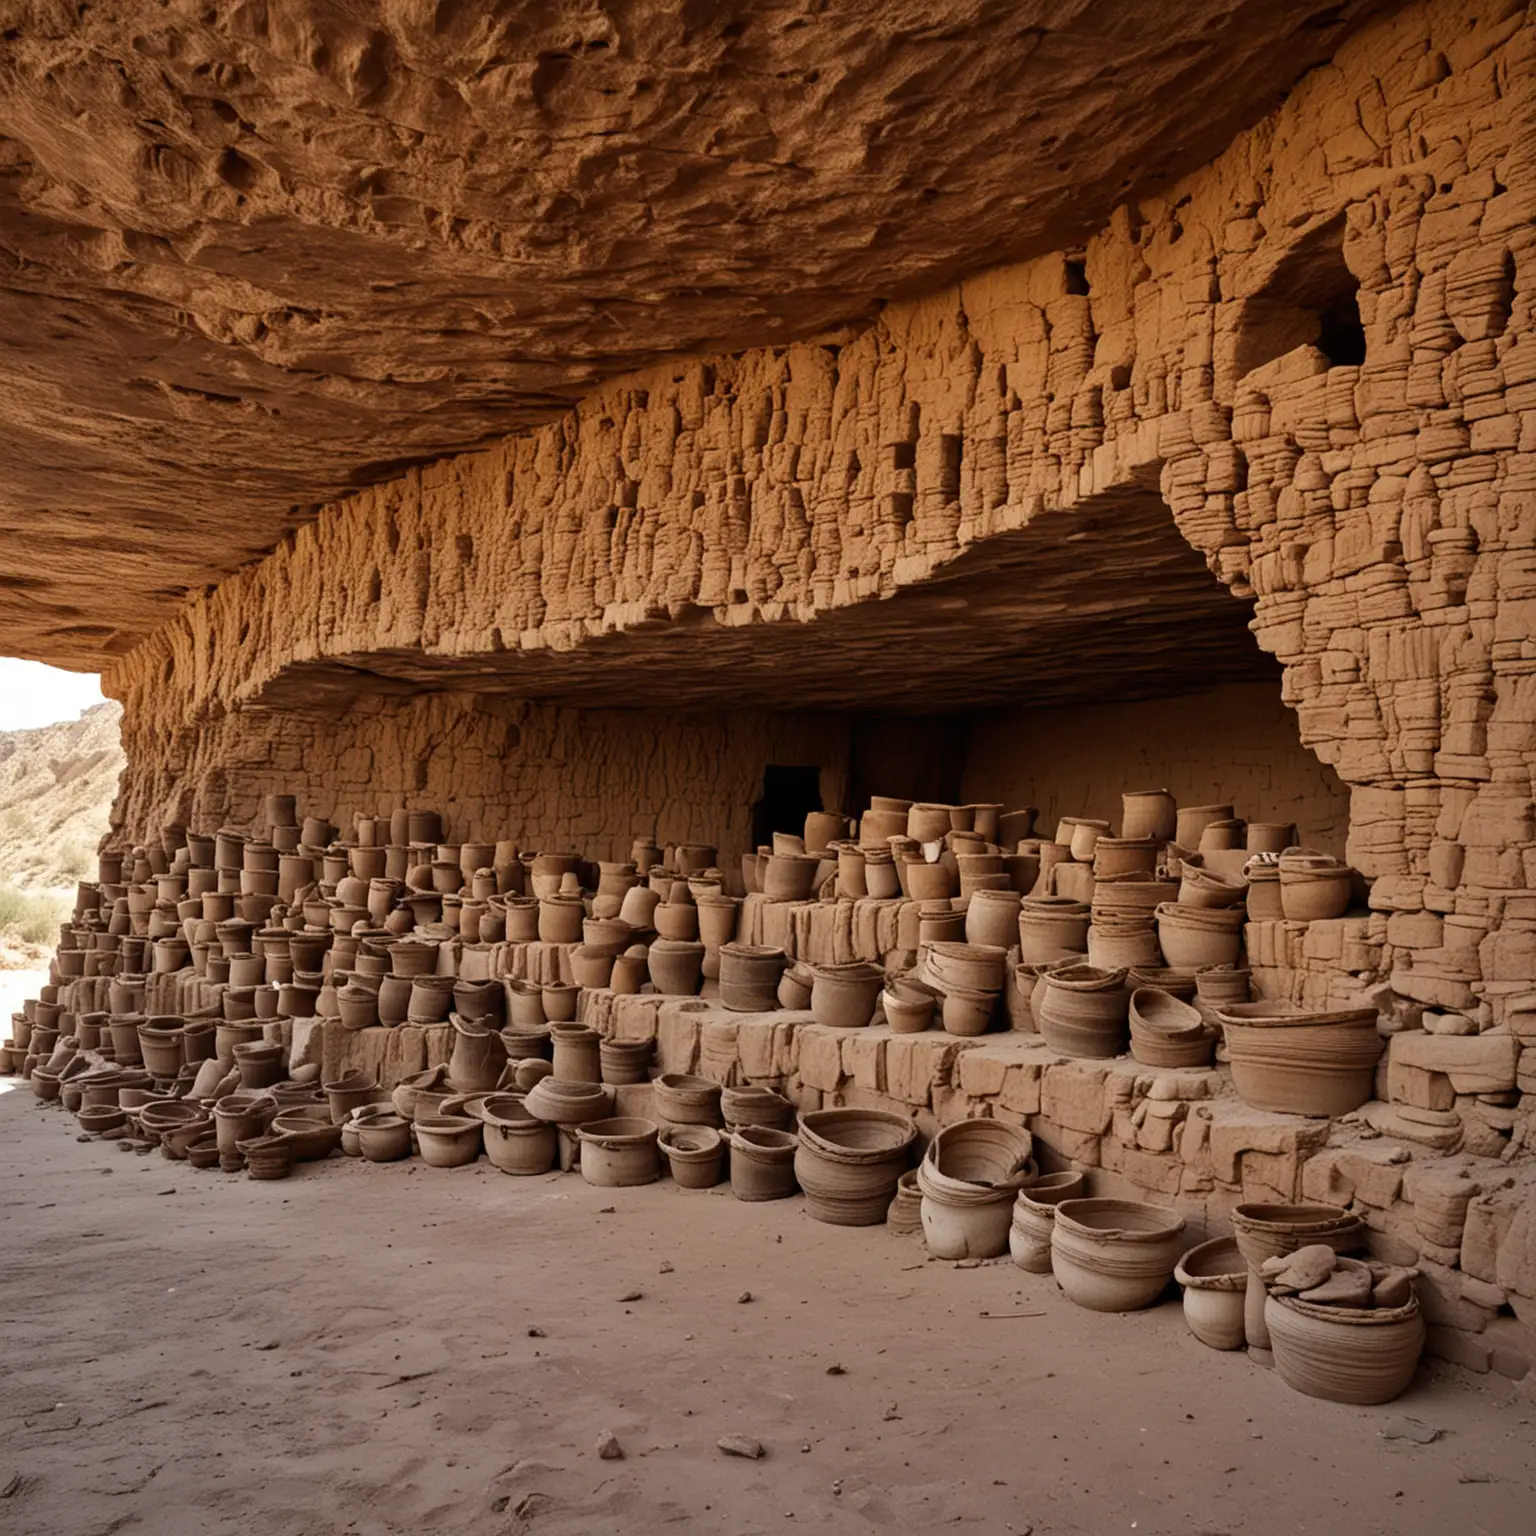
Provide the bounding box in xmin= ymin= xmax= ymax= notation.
xmin=1300 ymin=1142 xmax=1407 ymax=1209
xmin=1387 ymin=1057 xmax=1456 ymax=1110
xmin=795 ymin=1025 xmax=846 ymax=1093
xmin=1462 ymin=1189 xmax=1523 ymax=1283
xmin=1040 ymin=1062 xmax=1112 ymax=1134
xmin=655 ymin=1002 xmax=706 ymax=1074
xmin=1426 ymin=1325 xmax=1492 ymax=1374
xmin=1495 ymin=1194 xmax=1536 ymax=1303
xmin=840 ymin=1029 xmax=887 ymax=1094
xmin=884 ymin=1032 xmax=962 ymax=1108
xmin=1391 ymin=1030 xmax=1520 ymax=1092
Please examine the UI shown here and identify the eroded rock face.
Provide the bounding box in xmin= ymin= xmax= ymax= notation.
xmin=0 ymin=0 xmax=1392 ymax=663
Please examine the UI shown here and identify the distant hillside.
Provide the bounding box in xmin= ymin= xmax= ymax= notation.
xmin=0 ymin=700 xmax=122 ymax=966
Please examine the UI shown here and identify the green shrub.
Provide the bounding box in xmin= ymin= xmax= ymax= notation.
xmin=0 ymin=885 xmax=69 ymax=946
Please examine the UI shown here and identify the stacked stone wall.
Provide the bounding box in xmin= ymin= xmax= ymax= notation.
xmin=99 ymin=0 xmax=1536 ymax=1035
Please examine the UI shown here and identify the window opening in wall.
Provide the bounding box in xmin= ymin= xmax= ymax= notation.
xmin=1233 ymin=215 xmax=1365 ymax=378
xmin=752 ymin=765 xmax=823 ymax=849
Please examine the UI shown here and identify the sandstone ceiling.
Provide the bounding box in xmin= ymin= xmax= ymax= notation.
xmin=0 ymin=0 xmax=1395 ymax=669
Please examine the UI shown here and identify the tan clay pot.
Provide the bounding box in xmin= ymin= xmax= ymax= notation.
xmin=795 ymin=1108 xmax=917 ymax=1226
xmin=1050 ymin=1198 xmax=1185 ymax=1312
xmin=729 ymin=1125 xmax=799 ymax=1201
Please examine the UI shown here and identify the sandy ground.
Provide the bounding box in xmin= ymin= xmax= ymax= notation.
xmin=1 ymin=1083 xmax=1533 ymax=1536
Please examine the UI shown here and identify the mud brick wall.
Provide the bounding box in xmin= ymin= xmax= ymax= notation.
xmin=962 ymin=681 xmax=1353 ymax=856
xmin=110 ymin=691 xmax=849 ymax=866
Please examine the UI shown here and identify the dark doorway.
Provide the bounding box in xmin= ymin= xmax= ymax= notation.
xmin=752 ymin=765 xmax=823 ymax=849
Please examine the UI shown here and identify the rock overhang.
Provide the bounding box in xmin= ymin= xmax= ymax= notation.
xmin=0 ymin=0 xmax=1398 ymax=666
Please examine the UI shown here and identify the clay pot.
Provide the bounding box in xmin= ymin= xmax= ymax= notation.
xmin=576 ymin=1116 xmax=660 ymax=1186
xmin=719 ymin=1084 xmax=795 ymax=1132
xmin=1121 ymin=789 xmax=1176 ymax=842
xmin=887 ymin=1168 xmax=923 ymax=1234
xmin=761 ymin=854 xmax=821 ymax=901
xmin=77 ymin=1104 xmax=128 ymax=1137
xmin=324 ymin=1071 xmax=379 ymax=1123
xmin=1217 ymin=1002 xmax=1383 ymax=1117
xmin=1177 ymin=864 xmax=1248 ymax=909
xmin=336 ymin=983 xmax=379 ymax=1031
xmin=925 ymin=942 xmax=1006 ymax=993
xmin=406 ymin=975 xmax=454 ymax=1024
xmin=538 ymin=895 xmax=585 ymax=944
xmin=1266 ymin=1293 xmax=1424 ymax=1404
xmin=506 ymin=980 xmax=547 ymax=1029
xmin=963 ymin=889 xmax=1021 ymax=950
xmin=549 ymin=1023 xmax=602 ymax=1082
xmin=881 ymin=978 xmax=937 ymax=1034
xmin=452 ymin=977 xmax=503 ymax=1021
xmin=1243 ymin=861 xmax=1285 ymax=920
xmin=795 ymin=1108 xmax=918 ymax=1226
xmin=1128 ymin=987 xmax=1216 ymax=1069
xmin=903 ymin=858 xmax=955 ymax=901
xmin=648 ymin=938 xmax=705 ymax=996
xmin=1154 ymin=902 xmax=1244 ymax=969
xmin=1008 ymin=1172 xmax=1087 ymax=1272
xmin=232 ymin=1040 xmax=285 ymax=1090
xmin=1174 ymin=1237 xmax=1247 ymax=1350
xmin=610 ymin=946 xmax=649 ymax=994
xmin=504 ymin=898 xmax=540 ymax=942
xmin=659 ymin=1125 xmax=724 ymax=1188
xmin=598 ymin=1037 xmax=653 ymax=1085
xmin=1246 ymin=822 xmax=1295 ymax=855
xmin=777 ymin=963 xmax=814 ymax=1011
xmin=863 ymin=853 xmax=900 ymax=900
xmin=522 ymin=1077 xmax=612 ymax=1127
xmin=809 ymin=961 xmax=884 ymax=1029
xmin=480 ymin=1095 xmax=557 ymax=1174
xmin=414 ymin=1114 xmax=483 ymax=1167
xmin=357 ymin=1113 xmax=414 ymax=1162
xmin=653 ymin=1072 xmax=722 ymax=1127
xmin=1085 ymin=919 xmax=1161 ymax=970
xmin=1050 ymin=1198 xmax=1186 ymax=1312
xmin=570 ymin=945 xmax=615 ymax=989
xmin=718 ymin=944 xmax=786 ymax=1012
xmin=376 ymin=975 xmax=412 ymax=1026
xmin=1018 ymin=898 xmax=1090 ymax=962
xmin=653 ymin=897 xmax=699 ymax=942
xmin=186 ymin=1133 xmax=222 ymax=1169
xmin=107 ymin=1014 xmax=145 ymax=1066
xmin=1126 ymin=966 xmax=1200 ymax=1000
xmin=1036 ymin=965 xmax=1129 ymax=1058
xmin=1230 ymin=1202 xmax=1363 ymax=1350
xmin=540 ymin=981 xmax=580 ymax=1022
xmin=449 ymin=1015 xmax=506 ymax=1093
xmin=1278 ymin=851 xmax=1353 ymax=921
xmin=906 ymin=803 xmax=954 ymax=842
xmin=271 ymin=1104 xmax=344 ymax=1160
xmin=390 ymin=1064 xmax=453 ymax=1121
xmin=918 ymin=1121 xmax=1035 ymax=1260
xmin=1194 ymin=967 xmax=1250 ymax=1007
xmin=729 ymin=1125 xmax=799 ymax=1201
xmin=1092 ymin=837 xmax=1160 ymax=879
xmin=940 ymin=984 xmax=996 ymax=1037
xmin=1174 ymin=805 xmax=1233 ymax=847
xmin=238 ymin=1134 xmax=294 ymax=1180
xmin=133 ymin=1018 xmax=184 ymax=1078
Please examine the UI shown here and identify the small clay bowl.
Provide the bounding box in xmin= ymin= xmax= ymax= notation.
xmin=77 ymin=1104 xmax=127 ymax=1136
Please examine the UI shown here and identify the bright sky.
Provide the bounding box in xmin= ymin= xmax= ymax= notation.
xmin=0 ymin=658 xmax=106 ymax=730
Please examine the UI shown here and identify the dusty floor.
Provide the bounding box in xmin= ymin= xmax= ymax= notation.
xmin=2 ymin=1081 xmax=1532 ymax=1536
